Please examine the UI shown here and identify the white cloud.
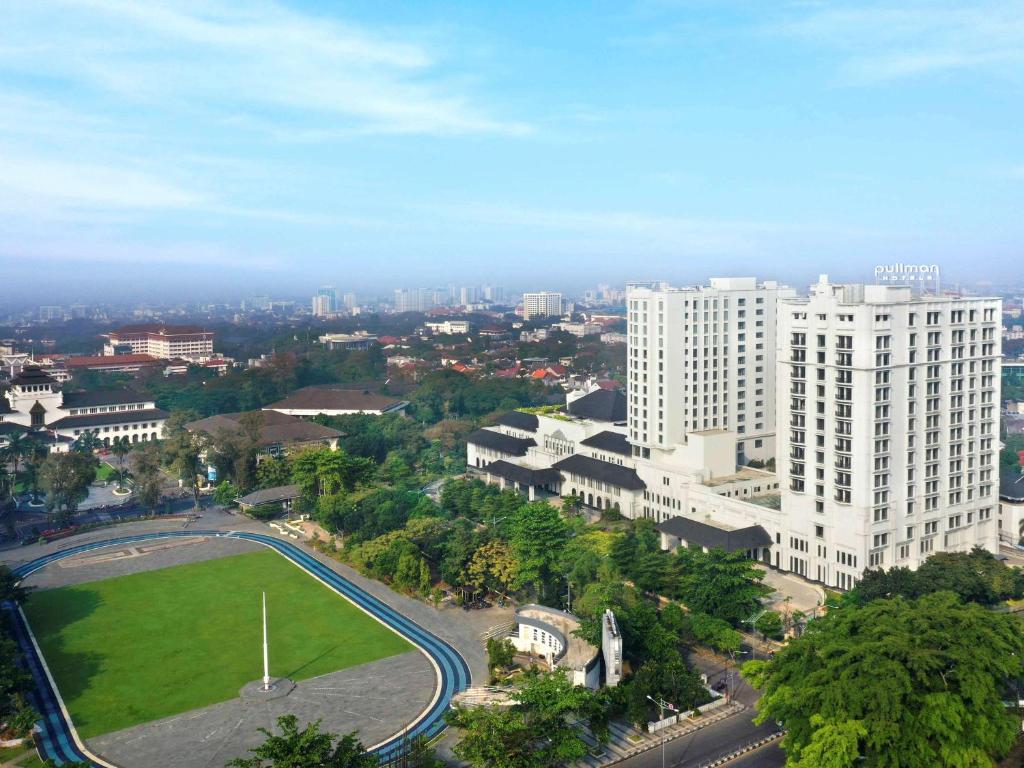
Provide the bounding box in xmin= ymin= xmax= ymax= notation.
xmin=769 ymin=1 xmax=1024 ymax=83
xmin=0 ymin=150 xmax=203 ymax=211
xmin=1 ymin=0 xmax=529 ymax=136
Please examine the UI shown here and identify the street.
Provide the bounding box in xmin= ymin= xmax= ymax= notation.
xmin=611 ymin=643 xmax=785 ymax=768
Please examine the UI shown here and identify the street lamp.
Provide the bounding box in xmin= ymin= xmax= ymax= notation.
xmin=725 ymin=649 xmax=749 ymax=699
xmin=646 ymin=695 xmax=679 ymax=768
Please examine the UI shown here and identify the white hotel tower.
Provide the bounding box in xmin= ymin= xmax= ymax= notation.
xmin=627 ymin=278 xmax=795 ymax=464
xmin=777 ymin=277 xmax=1001 ymax=589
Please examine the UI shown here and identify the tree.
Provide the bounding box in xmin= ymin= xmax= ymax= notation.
xmin=39 ymin=452 xmax=98 ymax=525
xmin=0 ymin=564 xmax=30 ymax=603
xmin=508 ymin=502 xmax=570 ymax=598
xmin=466 ymin=539 xmax=518 ymax=599
xmin=163 ymin=414 xmax=205 ymax=514
xmin=743 ymin=591 xmax=1024 ymax=767
xmin=3 ymin=428 xmax=31 ymax=500
xmin=486 ymin=637 xmax=516 ymax=673
xmin=72 ymin=429 xmax=103 ymax=455
xmin=227 ymin=714 xmax=376 ymax=768
xmin=447 ymin=669 xmax=609 ymax=768
xmin=754 ymin=610 xmax=784 ymax=640
xmin=213 ymin=480 xmax=240 ymax=507
xmin=624 ymin=654 xmax=708 ymax=727
xmin=668 ymin=546 xmax=770 ymax=626
xmin=109 ymin=436 xmax=131 ymax=492
xmin=133 ymin=442 xmax=164 ymax=514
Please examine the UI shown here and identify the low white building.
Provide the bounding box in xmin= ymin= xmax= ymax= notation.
xmin=425 ymin=320 xmax=471 ymax=335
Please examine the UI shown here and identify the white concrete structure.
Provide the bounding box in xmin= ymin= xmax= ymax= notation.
xmin=425 ymin=320 xmax=471 ymax=335
xmin=510 ymin=605 xmax=600 ymax=689
xmin=311 ymin=294 xmax=333 ymax=317
xmin=553 ymin=321 xmax=602 ymax=337
xmin=776 ymin=277 xmax=1000 ymax=588
xmin=626 ymin=278 xmax=794 ymax=464
xmin=103 ymin=324 xmax=214 ymax=362
xmin=522 ymin=292 xmax=563 ymax=321
xmin=601 ymin=609 xmax=622 ymax=687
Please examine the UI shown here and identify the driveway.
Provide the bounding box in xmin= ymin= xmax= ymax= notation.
xmin=760 ymin=568 xmax=825 ymax=615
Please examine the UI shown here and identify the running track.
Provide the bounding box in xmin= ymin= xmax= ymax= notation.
xmin=4 ymin=530 xmax=471 ymax=766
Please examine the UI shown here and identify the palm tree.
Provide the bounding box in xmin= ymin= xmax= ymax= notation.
xmin=74 ymin=429 xmax=102 ymax=454
xmin=4 ymin=428 xmax=30 ymax=501
xmin=110 ymin=436 xmax=131 ymax=493
xmin=21 ymin=439 xmax=45 ymax=505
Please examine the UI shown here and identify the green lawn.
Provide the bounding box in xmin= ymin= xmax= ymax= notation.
xmin=94 ymin=463 xmax=115 ymax=483
xmin=23 ymin=550 xmax=413 ymax=738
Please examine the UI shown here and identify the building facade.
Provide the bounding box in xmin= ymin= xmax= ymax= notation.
xmin=626 ymin=278 xmax=794 ymax=464
xmin=522 ymin=292 xmax=563 ymax=321
xmin=0 ymin=366 xmax=167 ymax=448
xmin=776 ymin=278 xmax=1000 ymax=588
xmin=103 ymin=324 xmax=214 ymax=362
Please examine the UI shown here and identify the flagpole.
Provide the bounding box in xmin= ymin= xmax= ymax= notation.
xmin=262 ymin=591 xmax=271 ymax=691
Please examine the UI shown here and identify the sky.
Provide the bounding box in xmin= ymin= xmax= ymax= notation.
xmin=0 ymin=0 xmax=1022 ymax=304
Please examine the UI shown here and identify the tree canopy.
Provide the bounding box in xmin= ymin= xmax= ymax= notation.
xmin=744 ymin=591 xmax=1024 ymax=768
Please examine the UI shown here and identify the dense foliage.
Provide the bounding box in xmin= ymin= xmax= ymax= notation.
xmin=852 ymin=547 xmax=1024 ymax=607
xmin=447 ymin=670 xmax=612 ymax=768
xmin=744 ymin=592 xmax=1024 ymax=768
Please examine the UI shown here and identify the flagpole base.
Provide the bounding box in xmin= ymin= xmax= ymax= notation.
xmin=240 ymin=678 xmax=296 ymax=701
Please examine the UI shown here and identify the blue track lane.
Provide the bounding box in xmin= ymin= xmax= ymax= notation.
xmin=6 ymin=530 xmax=471 ymax=767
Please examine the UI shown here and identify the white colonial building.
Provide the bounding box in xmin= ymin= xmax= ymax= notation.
xmin=0 ymin=367 xmax=168 ymax=449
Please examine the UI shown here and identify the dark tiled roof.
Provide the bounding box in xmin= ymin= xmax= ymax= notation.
xmin=236 ymin=484 xmax=301 ymax=508
xmin=483 ymin=460 xmax=562 ymax=486
xmin=466 ymin=429 xmax=535 ymax=456
xmin=579 ymin=430 xmax=631 ymax=456
xmin=187 ymin=410 xmax=342 ymax=447
xmin=656 ymin=516 xmax=773 ymax=553
xmin=62 ymin=389 xmax=151 ymax=408
xmin=552 ymin=454 xmax=645 ymax=490
xmin=497 ymin=411 xmax=539 ymax=432
xmin=266 ymin=386 xmax=406 ymax=414
xmin=1000 ymin=471 xmax=1024 ymax=502
xmin=567 ymin=389 xmax=626 ymax=423
xmin=10 ymin=366 xmax=58 ymax=387
xmin=47 ymin=408 xmax=168 ymax=429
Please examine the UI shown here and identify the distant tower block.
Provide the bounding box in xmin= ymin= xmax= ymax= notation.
xmin=601 ymin=609 xmax=622 ymax=687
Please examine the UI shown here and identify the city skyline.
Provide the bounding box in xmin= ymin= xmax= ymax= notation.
xmin=3 ymin=1 xmax=1022 ymax=302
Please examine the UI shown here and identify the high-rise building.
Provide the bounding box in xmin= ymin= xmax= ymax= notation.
xmin=342 ymin=292 xmax=357 ymax=310
xmin=394 ymin=288 xmax=436 ymax=313
xmin=38 ymin=306 xmax=63 ymax=322
xmin=312 ymin=294 xmax=333 ymax=317
xmin=626 ymin=278 xmax=794 ymax=463
xmin=776 ymin=277 xmax=1000 ymax=588
xmin=315 ymin=286 xmax=337 ymax=313
xmin=482 ymin=284 xmax=505 ymax=304
xmin=522 ymin=291 xmax=563 ymax=320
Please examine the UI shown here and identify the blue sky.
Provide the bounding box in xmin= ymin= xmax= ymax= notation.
xmin=1 ymin=0 xmax=1022 ymax=302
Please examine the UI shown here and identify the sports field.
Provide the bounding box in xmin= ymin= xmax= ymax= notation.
xmin=23 ymin=549 xmax=414 ymax=738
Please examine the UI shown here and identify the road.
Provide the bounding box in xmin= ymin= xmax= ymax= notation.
xmin=612 ymin=645 xmax=785 ymax=768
